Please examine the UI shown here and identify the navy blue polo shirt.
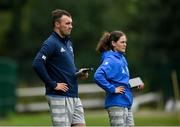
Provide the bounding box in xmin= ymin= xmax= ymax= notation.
xmin=32 ymin=32 xmax=78 ymax=97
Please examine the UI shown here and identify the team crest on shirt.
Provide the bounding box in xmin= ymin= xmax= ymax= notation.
xmin=69 ymin=46 xmax=73 ymax=52
xmin=121 ymin=66 xmax=129 ymax=74
xmin=122 ymin=68 xmax=125 ymax=74
xmin=126 ymin=66 xmax=129 ymax=74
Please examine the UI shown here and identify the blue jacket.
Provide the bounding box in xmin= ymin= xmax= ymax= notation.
xmin=94 ymin=50 xmax=133 ymax=108
xmin=32 ymin=32 xmax=78 ymax=97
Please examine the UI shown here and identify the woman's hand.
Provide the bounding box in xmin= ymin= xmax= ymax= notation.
xmin=115 ymin=86 xmax=125 ymax=94
xmin=137 ymin=83 xmax=144 ymax=90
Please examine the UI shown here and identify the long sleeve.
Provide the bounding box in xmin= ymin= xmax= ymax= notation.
xmin=94 ymin=59 xmax=116 ymax=93
xmin=32 ymin=42 xmax=57 ymax=88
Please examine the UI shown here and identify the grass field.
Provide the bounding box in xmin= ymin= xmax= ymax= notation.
xmin=0 ymin=110 xmax=179 ymax=126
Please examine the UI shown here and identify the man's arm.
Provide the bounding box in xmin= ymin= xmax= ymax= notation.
xmin=32 ymin=42 xmax=57 ymax=88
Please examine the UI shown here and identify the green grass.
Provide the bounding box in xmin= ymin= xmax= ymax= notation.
xmin=134 ymin=111 xmax=180 ymax=126
xmin=0 ymin=110 xmax=179 ymax=126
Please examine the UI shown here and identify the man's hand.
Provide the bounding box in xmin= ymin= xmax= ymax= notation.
xmin=76 ymin=68 xmax=92 ymax=79
xmin=54 ymin=83 xmax=69 ymax=92
xmin=80 ymin=71 xmax=89 ymax=79
xmin=115 ymin=86 xmax=125 ymax=94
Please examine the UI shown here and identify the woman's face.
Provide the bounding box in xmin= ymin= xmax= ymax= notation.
xmin=112 ymin=35 xmax=127 ymax=53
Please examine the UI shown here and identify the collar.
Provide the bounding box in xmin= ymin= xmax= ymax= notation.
xmin=101 ymin=50 xmax=125 ymax=62
xmin=113 ymin=51 xmax=125 ymax=59
xmin=52 ymin=31 xmax=70 ymax=43
xmin=102 ymin=50 xmax=114 ymax=59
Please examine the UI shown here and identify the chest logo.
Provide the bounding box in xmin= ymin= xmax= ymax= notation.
xmin=60 ymin=47 xmax=66 ymax=52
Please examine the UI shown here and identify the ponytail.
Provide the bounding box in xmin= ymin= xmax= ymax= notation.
xmin=96 ymin=32 xmax=111 ymax=53
xmin=96 ymin=30 xmax=125 ymax=53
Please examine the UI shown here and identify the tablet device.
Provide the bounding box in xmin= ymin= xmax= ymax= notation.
xmin=75 ymin=68 xmax=94 ymax=76
xmin=129 ymin=77 xmax=143 ymax=88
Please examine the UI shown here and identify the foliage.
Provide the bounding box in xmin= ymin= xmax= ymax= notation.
xmin=0 ymin=0 xmax=179 ymax=101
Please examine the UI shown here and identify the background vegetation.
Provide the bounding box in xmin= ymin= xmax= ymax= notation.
xmin=0 ymin=0 xmax=180 ymax=113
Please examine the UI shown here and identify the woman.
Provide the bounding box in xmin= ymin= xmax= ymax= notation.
xmin=94 ymin=31 xmax=144 ymax=126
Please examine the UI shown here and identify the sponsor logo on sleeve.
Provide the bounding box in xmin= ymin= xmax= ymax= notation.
xmin=42 ymin=55 xmax=46 ymax=60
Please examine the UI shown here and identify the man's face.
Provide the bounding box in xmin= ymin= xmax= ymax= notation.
xmin=56 ymin=15 xmax=73 ymax=37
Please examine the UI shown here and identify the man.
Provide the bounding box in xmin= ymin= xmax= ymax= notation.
xmin=32 ymin=9 xmax=88 ymax=127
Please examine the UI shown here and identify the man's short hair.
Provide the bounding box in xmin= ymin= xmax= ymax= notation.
xmin=52 ymin=9 xmax=71 ymax=27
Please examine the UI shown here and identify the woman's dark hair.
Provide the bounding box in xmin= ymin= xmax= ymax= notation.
xmin=96 ymin=31 xmax=125 ymax=53
xmin=52 ymin=9 xmax=71 ymax=27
